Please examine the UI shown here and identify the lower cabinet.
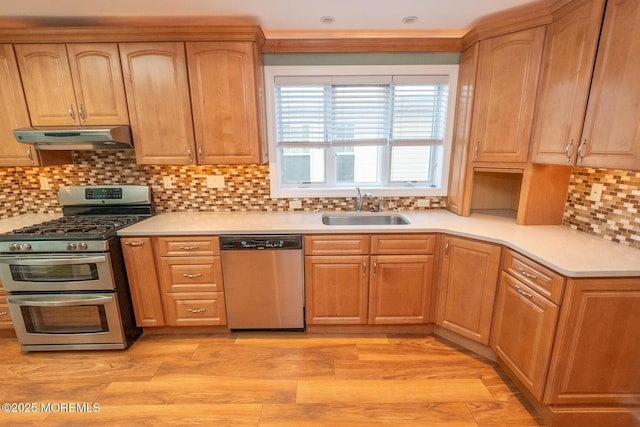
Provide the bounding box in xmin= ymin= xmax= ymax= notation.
xmin=436 ymin=236 xmax=501 ymax=345
xmin=121 ymin=235 xmax=227 ymax=327
xmin=304 ymin=234 xmax=435 ymax=327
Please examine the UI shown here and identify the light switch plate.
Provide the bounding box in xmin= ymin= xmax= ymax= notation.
xmin=39 ymin=177 xmax=50 ymax=190
xmin=162 ymin=176 xmax=173 ymax=189
xmin=589 ymin=183 xmax=604 ymax=202
xmin=206 ymin=175 xmax=225 ymax=188
xmin=289 ymin=200 xmax=302 ymax=209
xmin=416 ymin=199 xmax=431 ymax=207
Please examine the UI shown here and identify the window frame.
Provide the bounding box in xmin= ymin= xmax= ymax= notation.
xmin=264 ymin=64 xmax=459 ymax=198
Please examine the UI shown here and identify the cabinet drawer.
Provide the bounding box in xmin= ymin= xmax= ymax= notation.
xmin=159 ymin=256 xmax=223 ymax=293
xmin=503 ymin=249 xmax=565 ymax=304
xmin=371 ymin=234 xmax=435 ymax=254
xmin=304 ymin=235 xmax=370 ymax=255
xmin=163 ymin=292 xmax=227 ymax=326
xmin=156 ymin=236 xmax=220 ymax=257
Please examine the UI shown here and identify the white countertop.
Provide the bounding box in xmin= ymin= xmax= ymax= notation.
xmin=116 ymin=210 xmax=640 ymax=278
xmin=0 ymin=213 xmax=62 ymax=234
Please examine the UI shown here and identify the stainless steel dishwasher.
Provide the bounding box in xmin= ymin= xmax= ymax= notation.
xmin=220 ymin=235 xmax=304 ymax=330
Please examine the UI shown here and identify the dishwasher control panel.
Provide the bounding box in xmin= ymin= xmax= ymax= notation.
xmin=220 ymin=235 xmax=302 ymax=250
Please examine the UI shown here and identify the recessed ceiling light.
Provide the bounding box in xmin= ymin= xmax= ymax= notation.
xmin=320 ymin=16 xmax=335 ymax=24
xmin=402 ymin=16 xmax=419 ymax=24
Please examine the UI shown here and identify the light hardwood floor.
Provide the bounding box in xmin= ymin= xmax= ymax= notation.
xmin=0 ymin=333 xmax=547 ymax=426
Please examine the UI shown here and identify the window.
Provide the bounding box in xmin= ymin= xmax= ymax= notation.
xmin=264 ymin=65 xmax=458 ymax=198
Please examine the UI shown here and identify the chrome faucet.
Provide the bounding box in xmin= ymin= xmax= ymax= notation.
xmin=354 ymin=187 xmax=373 ymax=211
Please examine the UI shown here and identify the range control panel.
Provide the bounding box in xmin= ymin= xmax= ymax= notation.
xmin=220 ymin=235 xmax=302 ymax=250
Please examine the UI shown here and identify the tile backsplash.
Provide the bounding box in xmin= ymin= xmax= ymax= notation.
xmin=1 ymin=150 xmax=446 ymax=216
xmin=1 ymin=152 xmax=639 ymax=250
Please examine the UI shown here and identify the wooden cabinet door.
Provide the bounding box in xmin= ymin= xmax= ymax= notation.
xmin=446 ymin=44 xmax=479 ymax=216
xmin=15 ymin=43 xmax=78 ymax=126
xmin=471 ymin=27 xmax=545 ymax=163
xmin=186 ymin=42 xmax=265 ymax=164
xmin=436 ymin=236 xmax=501 ymax=344
xmin=578 ymin=0 xmax=640 ymax=170
xmin=305 ymin=255 xmax=369 ymax=325
xmin=530 ymin=0 xmax=605 ymax=165
xmin=0 ymin=44 xmax=38 ymax=166
xmin=491 ymin=273 xmax=559 ymax=400
xmin=66 ymin=43 xmax=129 ymax=125
xmin=119 ymin=42 xmax=196 ymax=165
xmin=368 ymin=255 xmax=434 ymax=324
xmin=544 ymin=278 xmax=640 ymax=406
xmin=121 ymin=237 xmax=165 ymax=327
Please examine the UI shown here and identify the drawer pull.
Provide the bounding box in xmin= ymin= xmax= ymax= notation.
xmin=515 ymin=285 xmax=533 ymax=299
xmin=187 ymin=308 xmax=206 ymax=313
xmin=179 ymin=246 xmax=200 ymax=251
xmin=444 ymin=241 xmax=449 ymax=255
xmin=0 ymin=311 xmax=7 ymax=316
xmin=183 ymin=273 xmax=203 ymax=279
xmin=519 ymin=269 xmax=538 ymax=280
xmin=124 ymin=241 xmax=145 ymax=247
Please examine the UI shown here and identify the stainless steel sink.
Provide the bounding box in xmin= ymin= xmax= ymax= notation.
xmin=322 ymin=213 xmax=410 ymax=226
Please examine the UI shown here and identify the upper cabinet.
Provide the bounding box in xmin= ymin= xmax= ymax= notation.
xmin=186 ymin=42 xmax=267 ymax=164
xmin=530 ymin=0 xmax=605 ymax=166
xmin=471 ymin=27 xmax=545 ymax=163
xmin=120 ymin=42 xmax=196 ymax=165
xmin=532 ymin=0 xmax=640 ymax=170
xmin=578 ymin=0 xmax=640 ymax=170
xmin=120 ymin=41 xmax=267 ymax=165
xmin=15 ymin=43 xmax=129 ymax=126
xmin=0 ymin=44 xmax=71 ymax=167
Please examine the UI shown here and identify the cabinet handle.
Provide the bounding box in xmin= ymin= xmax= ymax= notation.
xmin=519 ymin=269 xmax=538 ymax=280
xmin=27 ymin=147 xmax=34 ymax=165
xmin=0 ymin=311 xmax=7 ymax=316
xmin=444 ymin=241 xmax=449 ymax=255
xmin=363 ymin=260 xmax=367 ymax=276
xmin=373 ymin=259 xmax=377 ymax=276
xmin=68 ymin=104 xmax=76 ymax=123
xmin=515 ymin=285 xmax=533 ymax=299
xmin=187 ymin=147 xmax=193 ymax=163
xmin=187 ymin=308 xmax=206 ymax=313
xmin=78 ymin=104 xmax=85 ymax=123
xmin=179 ymin=246 xmax=200 ymax=251
xmin=198 ymin=145 xmax=202 ymax=162
xmin=577 ymin=139 xmax=587 ymax=162
xmin=124 ymin=241 xmax=145 ymax=247
xmin=183 ymin=273 xmax=203 ymax=279
xmin=474 ymin=143 xmax=479 ymax=160
xmin=564 ymin=139 xmax=574 ymax=163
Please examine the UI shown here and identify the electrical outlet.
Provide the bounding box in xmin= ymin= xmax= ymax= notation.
xmin=162 ymin=176 xmax=173 ymax=189
xmin=416 ymin=199 xmax=431 ymax=207
xmin=206 ymin=175 xmax=225 ymax=188
xmin=589 ymin=183 xmax=604 ymax=202
xmin=289 ymin=200 xmax=302 ymax=209
xmin=39 ymin=177 xmax=50 ymax=190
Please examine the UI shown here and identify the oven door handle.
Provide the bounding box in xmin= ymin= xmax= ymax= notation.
xmin=8 ymin=295 xmax=113 ymax=307
xmin=0 ymin=256 xmax=107 ymax=266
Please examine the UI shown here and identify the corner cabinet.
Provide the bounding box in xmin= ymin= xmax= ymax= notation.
xmin=470 ymin=27 xmax=545 ymax=163
xmin=435 ymin=235 xmax=501 ymax=345
xmin=15 ymin=43 xmax=129 ymax=126
xmin=304 ymin=234 xmax=435 ymax=327
xmin=120 ymin=41 xmax=267 ymax=165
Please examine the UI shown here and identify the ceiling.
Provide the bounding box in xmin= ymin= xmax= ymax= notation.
xmin=1 ymin=0 xmax=542 ymax=38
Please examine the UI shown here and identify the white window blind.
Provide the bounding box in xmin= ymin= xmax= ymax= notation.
xmin=275 ymin=77 xmax=449 ymax=148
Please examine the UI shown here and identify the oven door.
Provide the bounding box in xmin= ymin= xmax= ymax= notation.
xmin=0 ymin=254 xmax=115 ymax=292
xmin=7 ymin=293 xmax=125 ymax=349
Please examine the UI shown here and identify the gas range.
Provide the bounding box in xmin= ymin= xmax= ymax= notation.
xmin=0 ymin=185 xmax=154 ymax=253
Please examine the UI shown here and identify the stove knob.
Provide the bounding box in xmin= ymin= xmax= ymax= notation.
xmin=21 ymin=243 xmax=32 ymax=251
xmin=9 ymin=243 xmax=20 ymax=252
xmin=67 ymin=243 xmax=77 ymax=251
xmin=78 ymin=242 xmax=88 ymax=251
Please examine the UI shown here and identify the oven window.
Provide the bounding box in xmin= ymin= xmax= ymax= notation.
xmin=21 ymin=305 xmax=109 ymax=334
xmin=10 ymin=264 xmax=99 ymax=282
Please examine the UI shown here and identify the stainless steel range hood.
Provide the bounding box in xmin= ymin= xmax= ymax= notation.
xmin=13 ymin=126 xmax=133 ymax=150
